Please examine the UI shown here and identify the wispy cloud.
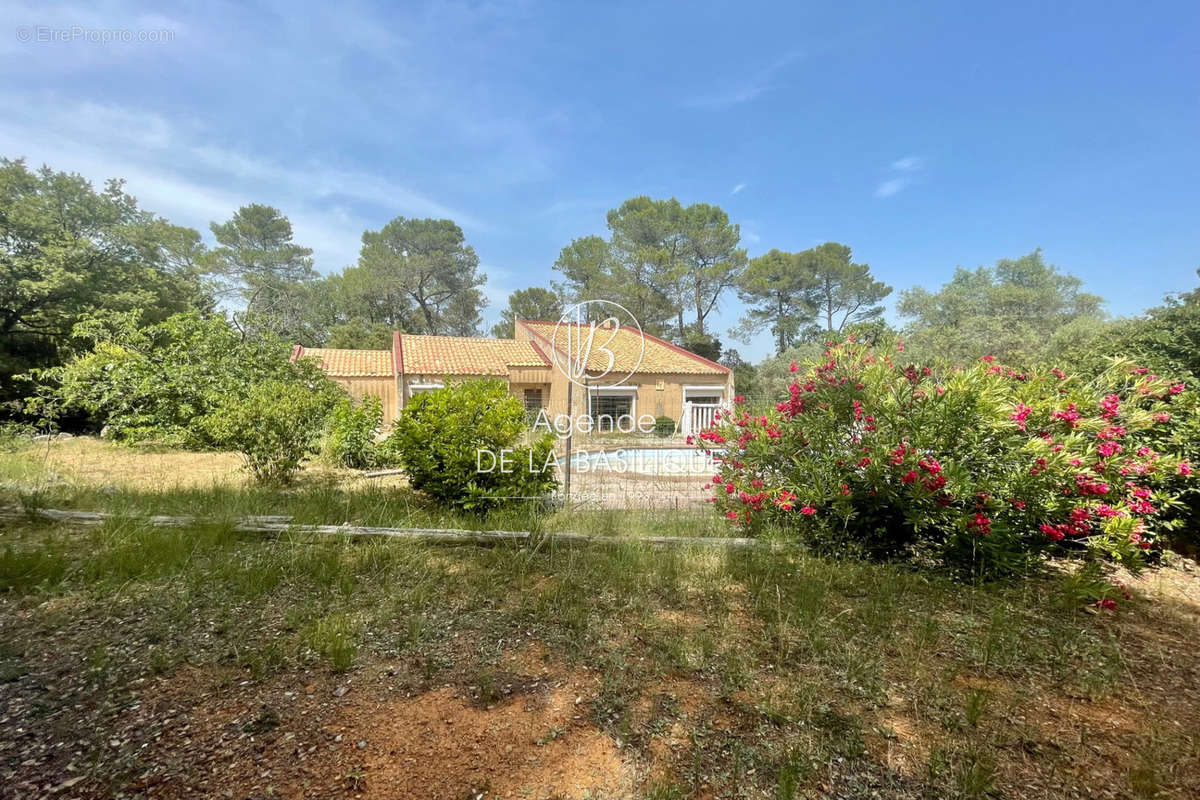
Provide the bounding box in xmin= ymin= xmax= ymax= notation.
xmin=874 ymin=154 xmax=925 ymax=198
xmin=682 ymin=50 xmax=803 ymax=109
xmin=731 ymin=183 xmax=746 ymax=195
xmin=0 ymin=92 xmax=487 ymax=270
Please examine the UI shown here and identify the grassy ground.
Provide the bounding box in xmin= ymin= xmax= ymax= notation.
xmin=1 ymin=438 xmax=1199 ymax=798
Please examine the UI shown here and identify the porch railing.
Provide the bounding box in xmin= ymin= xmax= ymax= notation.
xmin=680 ymin=402 xmax=722 ymax=436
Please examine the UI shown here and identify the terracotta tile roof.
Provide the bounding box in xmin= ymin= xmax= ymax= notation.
xmin=398 ymin=335 xmax=549 ymax=376
xmin=518 ymin=321 xmax=729 ymax=375
xmin=292 ymin=346 xmax=394 ymax=377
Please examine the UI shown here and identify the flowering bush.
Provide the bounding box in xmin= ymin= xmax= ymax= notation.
xmin=697 ymin=338 xmax=1195 ymax=577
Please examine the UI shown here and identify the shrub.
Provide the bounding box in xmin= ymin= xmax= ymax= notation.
xmin=31 ymin=311 xmax=339 ymax=448
xmin=653 ymin=416 xmax=677 ymax=437
xmin=322 ymin=396 xmax=383 ymax=469
xmin=695 ymin=337 xmax=1196 ymax=578
xmin=202 ymin=380 xmax=337 ymax=484
xmin=385 ymin=380 xmax=558 ymax=512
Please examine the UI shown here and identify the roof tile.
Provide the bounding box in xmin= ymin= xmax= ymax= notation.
xmin=518 ymin=321 xmax=728 ymax=375
xmin=294 ymin=347 xmax=394 ymax=377
xmin=399 ymin=335 xmax=548 ymax=376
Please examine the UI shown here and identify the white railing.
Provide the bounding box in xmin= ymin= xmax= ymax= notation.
xmin=681 ymin=402 xmax=721 ymax=436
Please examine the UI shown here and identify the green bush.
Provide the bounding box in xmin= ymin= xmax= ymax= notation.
xmin=202 ymin=380 xmax=337 ymax=484
xmin=322 ymin=396 xmax=383 ymax=469
xmin=31 ymin=311 xmax=338 ymax=448
xmin=653 ymin=416 xmax=677 ymax=437
xmin=697 ymin=337 xmax=1196 ymax=579
xmin=385 ymin=380 xmax=558 ymax=512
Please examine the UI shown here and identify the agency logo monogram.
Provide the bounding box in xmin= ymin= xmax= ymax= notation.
xmin=551 ymin=300 xmax=645 ymax=389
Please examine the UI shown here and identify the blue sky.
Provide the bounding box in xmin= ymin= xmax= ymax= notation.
xmin=2 ymin=0 xmax=1197 ymax=360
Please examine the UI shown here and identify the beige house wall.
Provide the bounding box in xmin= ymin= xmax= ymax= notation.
xmin=334 ymin=376 xmax=400 ymax=426
xmin=323 ymin=325 xmax=732 ymax=431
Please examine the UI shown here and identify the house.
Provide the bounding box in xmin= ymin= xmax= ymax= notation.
xmin=291 ymin=321 xmax=733 ymax=435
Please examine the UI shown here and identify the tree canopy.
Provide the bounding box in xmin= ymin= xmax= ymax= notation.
xmin=897 ymin=249 xmax=1104 ymax=364
xmin=490 ymin=286 xmax=562 ymax=338
xmin=0 ymin=158 xmax=208 ymax=402
xmin=553 ymin=196 xmax=745 ymax=341
xmin=210 ymin=204 xmax=317 ymax=342
xmin=735 ymin=243 xmax=890 ymax=355
xmin=356 ymin=217 xmax=486 ymax=337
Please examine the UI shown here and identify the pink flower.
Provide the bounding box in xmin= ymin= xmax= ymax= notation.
xmin=1179 ymin=462 xmax=1192 ymax=476
xmin=1100 ymin=394 xmax=1120 ymax=419
xmin=800 ymin=506 xmax=817 ymax=515
xmin=901 ymin=470 xmax=918 ymax=484
xmin=1009 ymin=402 xmax=1033 ymax=430
xmin=1040 ymin=523 xmax=1066 ymax=541
xmin=1097 ymin=441 xmax=1121 ymax=457
xmin=1053 ymin=403 xmax=1081 ymax=427
xmin=1169 ymin=383 xmax=1185 ymax=395
xmin=789 ymin=361 xmax=798 ymax=373
xmin=980 ymin=355 xmax=996 ymax=363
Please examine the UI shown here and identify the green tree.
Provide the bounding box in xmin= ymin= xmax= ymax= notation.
xmin=327 ymin=318 xmax=394 ymax=349
xmin=805 ymin=242 xmax=891 ymax=334
xmin=357 ymin=217 xmax=486 ymax=336
xmin=735 ymin=249 xmax=818 ymax=354
xmin=677 ymin=203 xmax=747 ymax=338
xmin=553 ymin=196 xmax=744 ymax=340
xmin=898 ymin=250 xmax=1103 ymax=365
xmin=490 ymin=287 xmax=562 ymax=338
xmin=34 ymin=311 xmax=337 ymax=446
xmin=602 ymin=196 xmax=683 ymax=335
xmin=0 ymin=158 xmax=206 ymax=401
xmin=721 ymin=348 xmax=761 ymax=401
xmin=209 ymin=204 xmax=316 ymax=342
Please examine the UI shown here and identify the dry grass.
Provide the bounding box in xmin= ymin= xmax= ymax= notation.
xmin=2 ymin=436 xmax=1199 ymax=798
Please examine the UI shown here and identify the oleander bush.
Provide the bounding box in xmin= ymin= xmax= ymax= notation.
xmin=697 ymin=337 xmax=1196 ymax=579
xmin=384 ymin=379 xmax=558 ymax=512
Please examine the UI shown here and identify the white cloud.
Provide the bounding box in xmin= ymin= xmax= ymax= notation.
xmin=875 ymin=155 xmax=926 ymax=198
xmin=0 ymin=92 xmax=487 ymax=270
xmin=891 ymin=155 xmax=923 ymax=172
xmin=683 ymin=50 xmax=803 ymax=109
xmin=731 ymin=183 xmax=746 ymax=195
xmin=874 ymin=178 xmax=906 ymax=198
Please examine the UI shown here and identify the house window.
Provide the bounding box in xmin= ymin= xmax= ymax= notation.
xmin=687 ymin=395 xmax=720 ymax=406
xmin=523 ymin=388 xmax=544 ymax=411
xmin=591 ymin=394 xmax=632 ymax=432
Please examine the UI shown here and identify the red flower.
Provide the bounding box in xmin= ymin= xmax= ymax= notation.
xmin=1179 ymin=462 xmax=1193 ymax=476
xmin=901 ymin=470 xmax=918 ymax=484
xmin=1100 ymin=394 xmax=1120 ymax=419
xmin=800 ymin=506 xmax=817 ymax=515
